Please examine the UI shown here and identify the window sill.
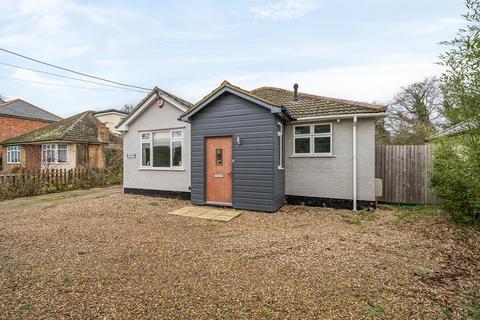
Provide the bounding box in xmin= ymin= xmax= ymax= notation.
xmin=289 ymin=154 xmax=336 ymax=158
xmin=6 ymin=162 xmax=21 ymax=165
xmin=138 ymin=167 xmax=185 ymax=171
xmin=277 ymin=167 xmax=284 ymax=170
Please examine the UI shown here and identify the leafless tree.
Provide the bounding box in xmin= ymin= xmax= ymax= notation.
xmin=387 ymin=77 xmax=446 ymax=144
xmin=0 ymin=94 xmax=5 ymax=103
xmin=121 ymin=104 xmax=134 ymax=113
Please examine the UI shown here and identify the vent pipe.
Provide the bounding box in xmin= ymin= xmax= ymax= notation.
xmin=293 ymin=83 xmax=299 ymax=101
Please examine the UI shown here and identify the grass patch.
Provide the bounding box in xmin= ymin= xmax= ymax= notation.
xmin=63 ymin=274 xmax=75 ymax=284
xmin=17 ymin=304 xmax=33 ymax=313
xmin=344 ymin=209 xmax=378 ymax=225
xmin=366 ymin=303 xmax=384 ymax=317
xmin=387 ymin=204 xmax=443 ymax=226
xmin=260 ymin=304 xmax=274 ymax=316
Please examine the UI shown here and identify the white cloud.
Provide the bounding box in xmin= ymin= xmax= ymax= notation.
xmin=176 ymin=56 xmax=443 ymax=104
xmin=251 ymin=0 xmax=320 ymax=20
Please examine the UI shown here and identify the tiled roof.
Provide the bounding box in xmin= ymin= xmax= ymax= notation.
xmin=182 ymin=82 xmax=386 ymax=120
xmin=181 ymin=81 xmax=294 ymax=120
xmin=0 ymin=99 xmax=62 ymax=122
xmin=251 ymin=87 xmax=386 ymax=118
xmin=2 ymin=111 xmax=103 ymax=145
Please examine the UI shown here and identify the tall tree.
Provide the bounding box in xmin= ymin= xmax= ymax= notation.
xmin=387 ymin=77 xmax=445 ymax=144
xmin=431 ymin=0 xmax=480 ymax=223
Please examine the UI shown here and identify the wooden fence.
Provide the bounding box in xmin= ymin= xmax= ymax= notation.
xmin=375 ymin=144 xmax=437 ymax=204
xmin=0 ymin=168 xmax=94 ymax=187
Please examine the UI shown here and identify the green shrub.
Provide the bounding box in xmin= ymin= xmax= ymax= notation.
xmin=430 ymin=137 xmax=480 ymax=224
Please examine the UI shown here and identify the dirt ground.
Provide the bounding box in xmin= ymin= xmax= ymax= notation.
xmin=0 ymin=192 xmax=479 ymax=319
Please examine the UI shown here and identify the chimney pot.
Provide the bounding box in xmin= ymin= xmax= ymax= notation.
xmin=293 ymin=83 xmax=299 ymax=101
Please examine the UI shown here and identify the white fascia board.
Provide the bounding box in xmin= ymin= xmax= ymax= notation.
xmin=296 ymin=112 xmax=387 ymax=122
xmin=116 ymin=92 xmax=188 ymax=132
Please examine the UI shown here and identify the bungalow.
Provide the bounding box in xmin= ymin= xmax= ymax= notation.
xmin=0 ymin=98 xmax=62 ymax=170
xmin=1 ymin=111 xmax=117 ymax=172
xmin=118 ymin=82 xmax=387 ymax=212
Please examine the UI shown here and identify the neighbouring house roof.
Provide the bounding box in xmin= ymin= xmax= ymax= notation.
xmin=181 ymin=81 xmax=386 ymax=121
xmin=431 ymin=120 xmax=477 ymax=140
xmin=180 ymin=81 xmax=294 ymax=121
xmin=1 ymin=111 xmax=105 ymax=145
xmin=116 ymin=86 xmax=193 ymax=131
xmin=93 ymin=108 xmax=129 ymax=116
xmin=0 ymin=98 xmax=62 ymax=122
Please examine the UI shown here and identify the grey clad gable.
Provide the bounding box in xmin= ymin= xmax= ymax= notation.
xmin=185 ymin=90 xmax=285 ymax=212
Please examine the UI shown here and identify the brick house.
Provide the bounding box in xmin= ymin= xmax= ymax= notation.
xmin=0 ymin=99 xmax=62 ymax=169
xmin=1 ymin=111 xmax=119 ymax=173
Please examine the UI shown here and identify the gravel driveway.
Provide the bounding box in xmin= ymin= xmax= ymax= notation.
xmin=0 ymin=192 xmax=479 ymax=319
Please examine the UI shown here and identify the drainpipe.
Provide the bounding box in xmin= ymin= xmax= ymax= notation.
xmin=353 ymin=116 xmax=357 ymax=211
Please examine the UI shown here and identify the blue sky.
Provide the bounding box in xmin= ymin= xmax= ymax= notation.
xmin=0 ymin=0 xmax=465 ymax=118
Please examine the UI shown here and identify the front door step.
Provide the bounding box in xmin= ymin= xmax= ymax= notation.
xmin=168 ymin=206 xmax=241 ymax=222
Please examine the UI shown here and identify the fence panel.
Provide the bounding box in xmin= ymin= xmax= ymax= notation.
xmin=375 ymin=144 xmax=437 ymax=204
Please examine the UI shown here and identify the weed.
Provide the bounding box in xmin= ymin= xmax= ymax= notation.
xmin=149 ymin=202 xmax=159 ymax=206
xmin=366 ymin=303 xmax=384 ymax=317
xmin=261 ymin=304 xmax=274 ymax=316
xmin=17 ymin=304 xmax=33 ymax=313
xmin=78 ymin=251 xmax=87 ymax=255
xmin=63 ymin=274 xmax=75 ymax=284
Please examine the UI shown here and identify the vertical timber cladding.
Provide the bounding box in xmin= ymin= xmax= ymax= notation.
xmin=375 ymin=144 xmax=437 ymax=204
xmin=190 ymin=92 xmax=284 ymax=212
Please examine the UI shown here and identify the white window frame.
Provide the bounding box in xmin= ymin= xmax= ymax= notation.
xmin=6 ymin=146 xmax=21 ymax=164
xmin=139 ymin=129 xmax=184 ymax=170
xmin=42 ymin=144 xmax=69 ymax=164
xmin=293 ymin=123 xmax=333 ymax=156
xmin=277 ymin=122 xmax=283 ymax=169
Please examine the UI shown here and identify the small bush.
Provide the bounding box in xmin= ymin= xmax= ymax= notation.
xmin=430 ymin=137 xmax=480 ymax=224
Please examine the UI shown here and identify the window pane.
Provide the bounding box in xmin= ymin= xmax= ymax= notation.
xmin=314 ymin=124 xmax=331 ymax=134
xmin=172 ymin=141 xmax=182 ymax=167
xmin=278 ymin=135 xmax=282 ymax=167
xmin=58 ymin=144 xmax=67 ymax=150
xmin=295 ymin=137 xmax=310 ymax=153
xmin=142 ymin=143 xmax=150 ymax=166
xmin=295 ymin=125 xmax=310 ymax=135
xmin=314 ymin=137 xmax=331 ymax=153
xmin=152 ymin=132 xmax=170 ymax=167
xmin=141 ymin=133 xmax=150 ymax=140
xmin=171 ymin=130 xmax=182 ymax=138
xmin=58 ymin=150 xmax=67 ymax=162
xmin=216 ymin=148 xmax=223 ymax=166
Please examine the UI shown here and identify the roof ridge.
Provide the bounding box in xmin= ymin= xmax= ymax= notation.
xmin=252 ymin=86 xmax=386 ymax=110
xmin=61 ymin=111 xmax=91 ymax=140
xmin=0 ymin=98 xmax=63 ymax=119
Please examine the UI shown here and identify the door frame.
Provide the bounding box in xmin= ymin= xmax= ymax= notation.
xmin=204 ymin=135 xmax=234 ymax=206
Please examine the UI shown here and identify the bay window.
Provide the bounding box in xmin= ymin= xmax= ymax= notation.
xmin=6 ymin=146 xmax=20 ymax=164
xmin=140 ymin=129 xmax=183 ymax=169
xmin=42 ymin=144 xmax=68 ymax=163
xmin=293 ymin=123 xmax=332 ymax=155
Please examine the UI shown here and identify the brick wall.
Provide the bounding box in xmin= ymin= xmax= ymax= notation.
xmin=0 ymin=116 xmax=52 ymax=171
xmin=0 ymin=116 xmax=51 ymax=143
